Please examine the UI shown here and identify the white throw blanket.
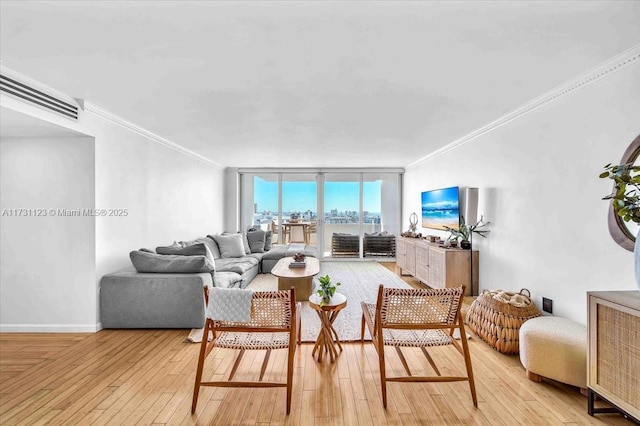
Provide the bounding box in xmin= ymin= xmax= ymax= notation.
xmin=208 ymin=287 xmax=253 ymax=322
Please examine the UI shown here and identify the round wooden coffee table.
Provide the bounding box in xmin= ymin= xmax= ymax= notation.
xmin=271 ymin=257 xmax=320 ymax=301
xmin=308 ymin=293 xmax=347 ymax=362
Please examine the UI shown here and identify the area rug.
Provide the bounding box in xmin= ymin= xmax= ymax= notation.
xmin=187 ymin=261 xmax=411 ymax=343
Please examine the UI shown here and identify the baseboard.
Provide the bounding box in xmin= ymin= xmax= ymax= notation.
xmin=0 ymin=323 xmax=100 ymax=333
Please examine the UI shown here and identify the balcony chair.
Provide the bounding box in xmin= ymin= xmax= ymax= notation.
xmin=305 ymin=220 xmax=317 ymax=244
xmin=361 ymin=285 xmax=477 ymax=409
xmin=271 ymin=220 xmax=290 ymax=244
xmin=363 ymin=233 xmax=396 ymax=257
xmin=192 ymin=287 xmax=301 ymax=415
xmin=331 ymin=233 xmax=359 ymax=257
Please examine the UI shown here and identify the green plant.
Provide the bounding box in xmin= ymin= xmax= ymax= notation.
xmin=317 ymin=274 xmax=341 ymax=306
xmin=600 ymin=162 xmax=640 ymax=223
xmin=444 ymin=215 xmax=491 ymax=242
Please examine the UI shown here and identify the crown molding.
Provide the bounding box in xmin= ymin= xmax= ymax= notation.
xmin=81 ymin=101 xmax=223 ymax=169
xmin=406 ymin=44 xmax=640 ymax=169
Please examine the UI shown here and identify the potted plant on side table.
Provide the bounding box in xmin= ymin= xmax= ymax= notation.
xmin=317 ymin=275 xmax=341 ymax=306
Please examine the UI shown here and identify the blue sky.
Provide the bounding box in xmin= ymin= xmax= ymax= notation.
xmin=254 ymin=178 xmax=381 ymax=213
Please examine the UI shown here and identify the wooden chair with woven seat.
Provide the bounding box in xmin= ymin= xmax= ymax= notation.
xmin=305 ymin=220 xmax=317 ymax=244
xmin=192 ymin=288 xmax=301 ymax=415
xmin=271 ymin=219 xmax=289 ymax=244
xmin=361 ymin=285 xmax=477 ymax=409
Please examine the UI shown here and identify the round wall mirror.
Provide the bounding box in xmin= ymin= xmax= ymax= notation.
xmin=608 ymin=135 xmax=640 ymax=251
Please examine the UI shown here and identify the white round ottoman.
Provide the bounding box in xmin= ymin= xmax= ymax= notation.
xmin=519 ymin=316 xmax=587 ymax=389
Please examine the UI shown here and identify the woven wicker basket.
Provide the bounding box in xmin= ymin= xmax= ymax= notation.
xmin=465 ymin=289 xmax=541 ymax=354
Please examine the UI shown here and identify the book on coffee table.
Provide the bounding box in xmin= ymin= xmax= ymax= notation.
xmin=288 ymin=261 xmax=306 ymax=268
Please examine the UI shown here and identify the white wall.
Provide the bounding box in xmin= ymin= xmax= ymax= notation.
xmin=404 ymin=64 xmax=639 ymax=324
xmin=1 ymin=136 xmax=96 ymax=331
xmin=87 ymin=112 xmax=225 ymax=293
xmin=87 ymin=111 xmax=225 ymax=327
xmin=1 ymin=96 xmax=226 ymax=331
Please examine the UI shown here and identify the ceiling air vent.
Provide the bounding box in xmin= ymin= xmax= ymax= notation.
xmin=0 ymin=74 xmax=78 ymax=120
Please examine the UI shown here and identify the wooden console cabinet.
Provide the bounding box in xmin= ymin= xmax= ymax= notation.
xmin=587 ymin=291 xmax=640 ymax=422
xmin=396 ymin=236 xmax=478 ymax=296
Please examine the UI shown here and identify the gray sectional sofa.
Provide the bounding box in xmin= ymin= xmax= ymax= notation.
xmin=100 ymin=230 xmax=316 ymax=329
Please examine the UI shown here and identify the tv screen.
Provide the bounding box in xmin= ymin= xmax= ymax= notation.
xmin=421 ymin=186 xmax=460 ymax=230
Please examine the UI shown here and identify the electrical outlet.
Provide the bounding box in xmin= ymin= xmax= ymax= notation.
xmin=542 ymin=297 xmax=553 ymax=314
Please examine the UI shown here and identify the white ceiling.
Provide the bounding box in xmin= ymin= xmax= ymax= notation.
xmin=1 ymin=1 xmax=639 ymax=168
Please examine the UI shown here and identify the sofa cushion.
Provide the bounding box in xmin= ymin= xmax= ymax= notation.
xmin=245 ymin=253 xmax=264 ymax=262
xmin=215 ymin=256 xmax=259 ymax=275
xmin=130 ymin=250 xmax=215 ymax=273
xmin=155 ymin=241 xmax=183 ymax=251
xmin=262 ymin=246 xmax=288 ymax=261
xmin=156 ymin=242 xmax=210 ymax=257
xmin=212 ymin=234 xmax=246 ymax=258
xmin=213 ymin=271 xmax=243 ymax=289
xmin=247 ymin=230 xmax=267 ymax=253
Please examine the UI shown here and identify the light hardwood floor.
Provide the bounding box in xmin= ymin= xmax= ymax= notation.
xmin=0 ymin=263 xmax=632 ymax=425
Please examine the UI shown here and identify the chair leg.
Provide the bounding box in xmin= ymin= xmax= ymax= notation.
xmin=192 ymin=319 xmax=212 ymax=414
xmin=420 ymin=347 xmax=441 ymax=376
xmin=395 ymin=346 xmax=412 ymax=376
xmin=458 ymin=319 xmax=478 ymax=407
xmin=378 ymin=343 xmax=388 ymax=409
xmin=360 ymin=313 xmax=365 ymax=342
xmin=228 ymin=349 xmax=245 ymax=381
xmin=259 ymin=350 xmax=271 ymax=381
xmin=286 ymin=335 xmax=296 ymax=414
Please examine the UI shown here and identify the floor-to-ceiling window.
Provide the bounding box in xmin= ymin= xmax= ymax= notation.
xmin=239 ymin=169 xmax=402 ymax=259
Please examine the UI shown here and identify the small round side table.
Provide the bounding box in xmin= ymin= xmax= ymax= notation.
xmin=308 ymin=293 xmax=347 ymax=363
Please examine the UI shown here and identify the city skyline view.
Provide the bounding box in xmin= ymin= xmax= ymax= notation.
xmin=253 ymin=179 xmax=382 ymax=214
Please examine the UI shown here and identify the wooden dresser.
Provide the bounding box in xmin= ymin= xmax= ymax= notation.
xmin=396 ymin=236 xmax=478 ymax=296
xmin=587 ymin=291 xmax=640 ymax=422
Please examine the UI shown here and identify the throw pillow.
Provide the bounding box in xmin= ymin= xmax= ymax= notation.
xmin=246 ymin=230 xmax=267 ymax=253
xmin=212 ymin=233 xmax=246 ymax=258
xmin=129 ymin=250 xmax=215 ymax=273
xmin=205 ymin=235 xmax=223 ymax=259
xmin=222 ymin=231 xmax=251 ymax=254
xmin=242 ymin=233 xmax=251 ymax=254
xmin=264 ymin=230 xmax=273 ymax=251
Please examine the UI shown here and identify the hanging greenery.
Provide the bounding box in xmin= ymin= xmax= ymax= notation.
xmin=600 ymin=162 xmax=640 ymax=224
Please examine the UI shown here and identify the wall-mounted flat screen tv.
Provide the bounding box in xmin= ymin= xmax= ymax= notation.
xmin=421 ymin=186 xmax=460 ymax=230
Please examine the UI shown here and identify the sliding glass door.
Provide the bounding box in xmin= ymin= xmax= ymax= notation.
xmin=282 ymin=174 xmax=317 ymax=245
xmin=324 ymin=174 xmax=361 ymax=257
xmin=244 ymin=173 xmax=279 ymax=238
xmin=323 ymin=173 xmax=401 ymax=258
